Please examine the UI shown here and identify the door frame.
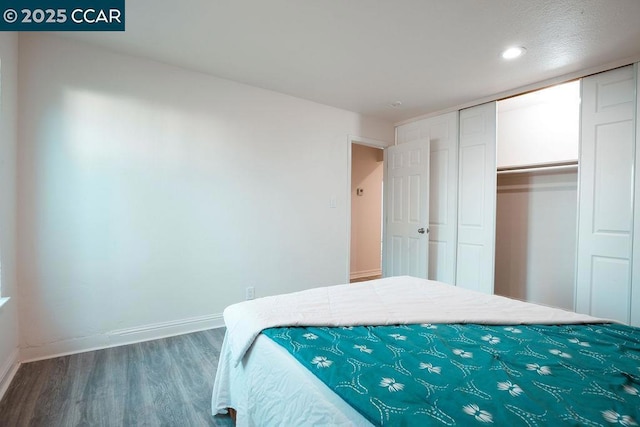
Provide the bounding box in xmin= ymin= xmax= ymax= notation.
xmin=346 ymin=135 xmax=392 ymax=283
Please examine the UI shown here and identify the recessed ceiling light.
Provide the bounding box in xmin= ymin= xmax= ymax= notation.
xmin=501 ymin=46 xmax=526 ymax=60
xmin=389 ymin=101 xmax=403 ymax=108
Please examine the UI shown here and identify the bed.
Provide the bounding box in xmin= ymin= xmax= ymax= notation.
xmin=211 ymin=276 xmax=640 ymax=426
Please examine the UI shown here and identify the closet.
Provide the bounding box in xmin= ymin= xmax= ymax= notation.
xmin=494 ymin=81 xmax=580 ymax=311
xmin=395 ymin=63 xmax=639 ymax=326
xmin=491 ymin=64 xmax=639 ymax=325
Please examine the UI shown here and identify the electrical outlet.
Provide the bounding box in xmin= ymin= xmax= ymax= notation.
xmin=246 ymin=286 xmax=255 ymax=300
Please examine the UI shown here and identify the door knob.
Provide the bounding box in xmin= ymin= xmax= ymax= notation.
xmin=418 ymin=227 xmax=428 ymax=234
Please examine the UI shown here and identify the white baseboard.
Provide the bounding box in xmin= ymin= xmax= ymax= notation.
xmin=21 ymin=313 xmax=225 ymax=363
xmin=350 ymin=269 xmax=382 ymax=280
xmin=0 ymin=348 xmax=20 ymax=401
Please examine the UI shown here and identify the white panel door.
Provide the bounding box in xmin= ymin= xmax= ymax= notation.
xmin=577 ymin=65 xmax=637 ymax=324
xmin=383 ymin=139 xmax=430 ymax=278
xmin=456 ymin=102 xmax=497 ymax=294
xmin=396 ymin=112 xmax=459 ymax=284
xmin=634 ymin=63 xmax=640 ymax=327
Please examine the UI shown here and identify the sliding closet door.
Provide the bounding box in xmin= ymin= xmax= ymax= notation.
xmin=456 ymin=102 xmax=497 ymax=294
xmin=632 ymin=64 xmax=640 ymax=327
xmin=396 ymin=112 xmax=459 ymax=284
xmin=576 ymin=65 xmax=637 ymax=324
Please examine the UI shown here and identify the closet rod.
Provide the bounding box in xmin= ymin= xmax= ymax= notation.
xmin=497 ymin=161 xmax=578 ymax=175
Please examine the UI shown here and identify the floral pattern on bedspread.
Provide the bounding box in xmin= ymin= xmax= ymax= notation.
xmin=263 ymin=323 xmax=640 ymax=426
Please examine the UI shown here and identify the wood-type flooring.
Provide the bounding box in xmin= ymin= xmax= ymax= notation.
xmin=0 ymin=328 xmax=233 ymax=426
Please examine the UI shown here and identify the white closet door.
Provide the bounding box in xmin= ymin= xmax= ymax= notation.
xmin=634 ymin=64 xmax=640 ymax=327
xmin=383 ymin=139 xmax=430 ymax=278
xmin=396 ymin=112 xmax=459 ymax=284
xmin=576 ymin=65 xmax=636 ymax=324
xmin=456 ymin=102 xmax=497 ymax=294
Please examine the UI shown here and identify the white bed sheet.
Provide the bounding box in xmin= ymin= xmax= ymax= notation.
xmin=223 ymin=276 xmax=605 ymax=366
xmin=212 ymin=331 xmax=373 ymax=427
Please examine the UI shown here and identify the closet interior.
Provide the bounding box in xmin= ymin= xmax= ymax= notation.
xmin=494 ymin=81 xmax=581 ymax=311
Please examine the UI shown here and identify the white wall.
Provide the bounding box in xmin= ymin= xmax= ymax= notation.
xmin=0 ymin=33 xmax=19 ymax=395
xmin=17 ymin=35 xmax=394 ymax=359
xmin=350 ymin=144 xmax=383 ymax=278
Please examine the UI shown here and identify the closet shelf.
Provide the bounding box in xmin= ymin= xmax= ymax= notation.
xmin=497 ymin=160 xmax=578 ymax=175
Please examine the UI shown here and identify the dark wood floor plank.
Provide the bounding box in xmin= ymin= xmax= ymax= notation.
xmin=0 ymin=329 xmax=233 ymax=426
xmin=0 ymin=357 xmax=51 ymax=426
xmin=102 ymin=345 xmax=128 ymax=426
xmin=167 ymin=333 xmax=217 ymax=426
xmin=139 ymin=338 xmax=191 ymax=426
xmin=122 ymin=343 xmax=161 ymax=426
xmin=29 ymin=355 xmax=73 ymax=427
xmin=78 ymin=348 xmax=114 ymax=426
xmin=62 ymin=350 xmax=97 ymax=426
xmin=181 ymin=329 xmax=232 ymax=427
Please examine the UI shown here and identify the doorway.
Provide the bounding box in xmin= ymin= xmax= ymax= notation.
xmin=349 ymin=143 xmax=384 ymax=282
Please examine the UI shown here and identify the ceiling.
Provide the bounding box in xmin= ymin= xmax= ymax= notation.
xmin=61 ymin=0 xmax=640 ymax=123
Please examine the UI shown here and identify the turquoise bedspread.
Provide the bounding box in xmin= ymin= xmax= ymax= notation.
xmin=263 ymin=323 xmax=640 ymax=426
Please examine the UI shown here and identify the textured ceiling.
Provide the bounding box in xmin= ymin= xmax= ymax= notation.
xmin=60 ymin=0 xmax=640 ymax=122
